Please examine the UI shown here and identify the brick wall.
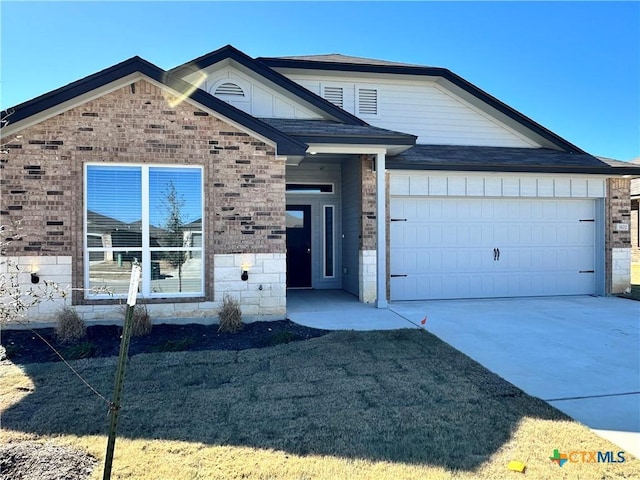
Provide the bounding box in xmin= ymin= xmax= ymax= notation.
xmin=631 ymin=199 xmax=639 ymax=265
xmin=1 ymin=79 xmax=284 ymax=304
xmin=360 ymin=154 xmax=376 ymax=250
xmin=605 ymin=178 xmax=631 ymax=293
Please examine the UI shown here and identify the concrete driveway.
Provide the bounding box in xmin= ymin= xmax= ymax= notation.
xmin=389 ymin=296 xmax=640 ymax=457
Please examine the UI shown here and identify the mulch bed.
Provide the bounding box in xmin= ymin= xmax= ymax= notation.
xmin=1 ymin=320 xmax=330 ymax=364
xmin=0 ymin=442 xmax=97 ymax=480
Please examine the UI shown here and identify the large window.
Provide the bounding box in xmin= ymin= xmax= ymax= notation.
xmin=85 ymin=165 xmax=203 ymax=298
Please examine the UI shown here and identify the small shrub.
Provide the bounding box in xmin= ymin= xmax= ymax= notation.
xmin=54 ymin=307 xmax=86 ymax=343
xmin=218 ymin=294 xmax=243 ymax=333
xmin=131 ymin=304 xmax=152 ymax=337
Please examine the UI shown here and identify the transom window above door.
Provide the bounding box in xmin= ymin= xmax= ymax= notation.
xmin=286 ymin=183 xmax=334 ymax=194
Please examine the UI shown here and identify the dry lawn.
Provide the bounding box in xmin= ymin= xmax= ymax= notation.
xmin=1 ymin=329 xmax=638 ymax=479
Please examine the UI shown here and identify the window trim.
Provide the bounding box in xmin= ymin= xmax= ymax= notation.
xmin=84 ymin=163 xmax=204 ymax=300
xmin=323 ymin=205 xmax=335 ymax=278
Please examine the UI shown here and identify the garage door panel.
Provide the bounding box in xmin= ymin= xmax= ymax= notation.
xmin=390 ymin=197 xmax=596 ymax=300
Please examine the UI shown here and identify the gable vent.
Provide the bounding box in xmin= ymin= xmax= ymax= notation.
xmin=214 ymin=82 xmax=245 ymax=97
xmin=358 ymin=88 xmax=378 ymax=115
xmin=323 ymin=86 xmax=344 ymax=108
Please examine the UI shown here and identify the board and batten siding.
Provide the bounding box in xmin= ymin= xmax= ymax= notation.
xmin=188 ymin=66 xmax=323 ymax=119
xmin=290 ymin=74 xmax=538 ymax=148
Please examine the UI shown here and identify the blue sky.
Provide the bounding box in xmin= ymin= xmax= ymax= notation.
xmin=1 ymin=1 xmax=638 ymax=160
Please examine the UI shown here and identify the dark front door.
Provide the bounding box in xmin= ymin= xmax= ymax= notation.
xmin=286 ymin=205 xmax=312 ymax=288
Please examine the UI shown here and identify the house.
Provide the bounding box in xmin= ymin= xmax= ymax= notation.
xmin=2 ymin=44 xmax=639 ymax=323
xmin=631 ymin=158 xmax=640 ymax=284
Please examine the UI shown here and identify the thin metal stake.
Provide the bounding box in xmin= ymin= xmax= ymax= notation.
xmin=103 ymin=263 xmax=140 ymax=480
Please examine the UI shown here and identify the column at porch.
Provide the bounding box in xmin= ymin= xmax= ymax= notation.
xmin=358 ymin=152 xmax=388 ymax=307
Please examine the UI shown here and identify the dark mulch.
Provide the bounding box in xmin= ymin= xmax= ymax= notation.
xmin=0 ymin=441 xmax=97 ymax=480
xmin=1 ymin=320 xmax=330 ymax=364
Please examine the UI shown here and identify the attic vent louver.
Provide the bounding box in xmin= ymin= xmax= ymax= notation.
xmin=323 ymin=86 xmax=344 ymax=108
xmin=358 ymin=88 xmax=378 ymax=115
xmin=215 ymin=82 xmax=245 ymax=96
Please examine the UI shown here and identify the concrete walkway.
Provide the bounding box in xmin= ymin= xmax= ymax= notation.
xmin=287 ymin=289 xmax=418 ymax=330
xmin=288 ymin=291 xmax=640 ymax=457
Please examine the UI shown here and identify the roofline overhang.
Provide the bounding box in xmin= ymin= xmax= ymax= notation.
xmin=1 ymin=56 xmax=308 ymax=157
xmin=169 ymin=44 xmax=367 ymax=126
xmin=304 ymin=143 xmax=413 ymax=156
xmin=259 ymin=57 xmax=588 ymax=155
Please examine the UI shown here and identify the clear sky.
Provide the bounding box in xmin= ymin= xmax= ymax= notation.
xmin=1 ymin=1 xmax=639 ymax=161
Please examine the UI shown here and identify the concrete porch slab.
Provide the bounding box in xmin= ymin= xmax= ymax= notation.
xmin=286 ymin=289 xmax=417 ymax=331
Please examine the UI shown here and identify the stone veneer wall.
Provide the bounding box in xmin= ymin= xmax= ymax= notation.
xmin=605 ymin=178 xmax=631 ymax=293
xmin=213 ymin=253 xmax=286 ymax=320
xmin=1 ymin=79 xmax=285 ymax=323
xmin=359 ymin=155 xmax=378 ymax=302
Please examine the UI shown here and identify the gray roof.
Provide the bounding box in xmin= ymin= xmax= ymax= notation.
xmin=259 ymin=118 xmax=416 ymax=145
xmin=388 ymin=145 xmax=640 ymax=175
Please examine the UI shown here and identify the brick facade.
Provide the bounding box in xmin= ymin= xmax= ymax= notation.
xmin=632 ymin=199 xmax=639 ymax=264
xmin=360 ymin=154 xmax=377 ymax=250
xmin=1 ymin=79 xmax=284 ymax=306
xmin=605 ymin=178 xmax=632 ymax=293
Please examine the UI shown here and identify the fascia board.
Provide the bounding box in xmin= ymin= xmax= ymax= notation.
xmin=1 ymin=71 xmax=144 ymax=138
xmin=1 ymin=61 xmax=308 ymax=157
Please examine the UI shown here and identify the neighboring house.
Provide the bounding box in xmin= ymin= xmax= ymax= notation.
xmin=631 ymin=158 xmax=640 ymax=283
xmin=2 ymin=44 xmax=639 ymax=323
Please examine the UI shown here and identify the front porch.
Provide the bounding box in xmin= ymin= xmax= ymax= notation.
xmin=286 ymin=289 xmax=417 ymax=330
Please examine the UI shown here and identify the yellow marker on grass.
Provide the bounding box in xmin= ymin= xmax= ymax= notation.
xmin=508 ymin=460 xmax=526 ymax=473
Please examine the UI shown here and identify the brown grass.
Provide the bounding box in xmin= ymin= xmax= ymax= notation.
xmin=53 ymin=307 xmax=86 ymax=343
xmin=1 ymin=329 xmax=638 ymax=480
xmin=130 ymin=304 xmax=152 ymax=337
xmin=218 ymin=294 xmax=243 ymax=333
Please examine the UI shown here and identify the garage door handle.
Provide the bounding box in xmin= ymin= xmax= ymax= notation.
xmin=391 ymin=274 xmax=408 ymax=278
xmin=496 ymin=248 xmax=500 ymax=261
xmin=493 ymin=248 xmax=501 ymax=261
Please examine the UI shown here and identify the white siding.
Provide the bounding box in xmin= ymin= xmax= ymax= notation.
xmin=287 ymin=73 xmax=539 ymax=148
xmin=389 ymin=172 xmax=607 ymax=199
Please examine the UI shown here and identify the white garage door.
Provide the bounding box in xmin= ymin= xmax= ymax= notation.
xmin=390 ymin=197 xmax=596 ymax=300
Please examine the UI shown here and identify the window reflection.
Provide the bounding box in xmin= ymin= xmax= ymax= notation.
xmin=86 ymin=165 xmax=203 ymax=298
xmin=286 ymin=210 xmax=304 ymax=229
